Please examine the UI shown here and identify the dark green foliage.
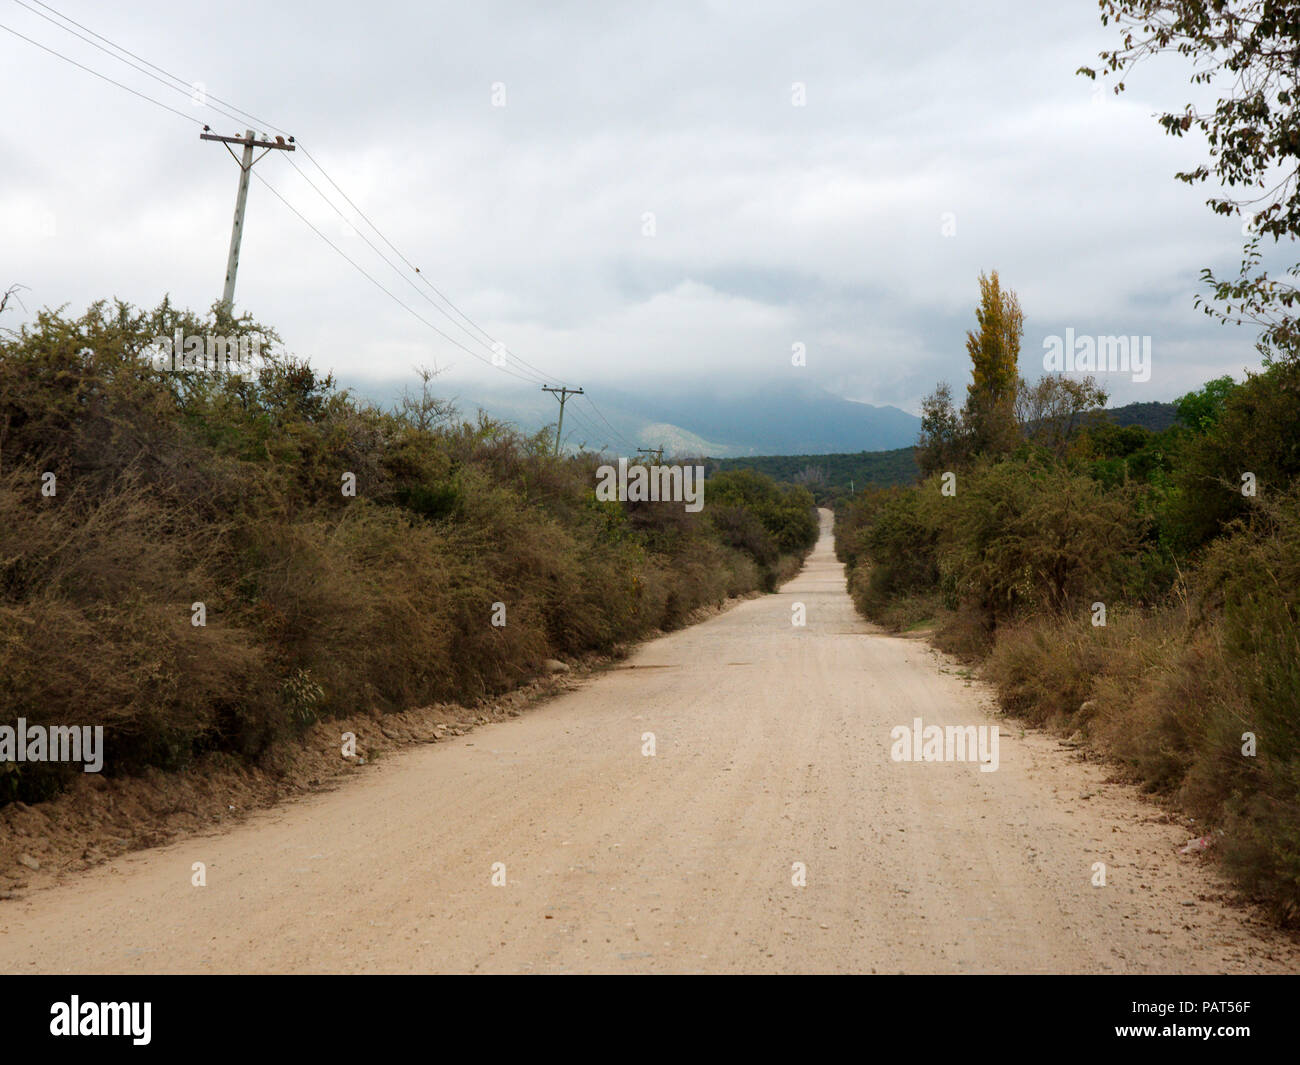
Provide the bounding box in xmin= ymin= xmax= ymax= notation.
xmin=1166 ymin=361 xmax=1300 ymax=550
xmin=1174 ymin=376 xmax=1237 ymax=434
xmin=704 ymin=469 xmax=818 ymax=587
xmin=705 ymin=448 xmax=919 ymax=505
xmin=1098 ymin=400 xmax=1179 ymax=433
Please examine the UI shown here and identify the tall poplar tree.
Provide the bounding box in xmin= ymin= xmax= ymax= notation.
xmin=963 ymin=270 xmax=1024 ymax=457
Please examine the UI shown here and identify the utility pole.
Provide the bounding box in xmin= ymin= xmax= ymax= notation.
xmin=637 ymin=445 xmax=665 ymax=465
xmin=542 ymin=385 xmax=584 ymax=454
xmin=200 ymin=127 xmax=295 ymax=315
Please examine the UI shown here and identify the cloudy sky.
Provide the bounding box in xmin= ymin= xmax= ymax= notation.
xmin=0 ymin=0 xmax=1276 ymax=422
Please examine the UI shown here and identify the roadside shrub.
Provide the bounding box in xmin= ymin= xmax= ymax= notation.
xmin=0 ymin=301 xmax=807 ymax=806
xmin=835 ymin=374 xmax=1300 ymax=922
xmin=1194 ymin=487 xmax=1300 ymax=921
xmin=934 ymin=459 xmax=1151 ymax=625
xmin=1165 ymin=361 xmax=1300 ymax=551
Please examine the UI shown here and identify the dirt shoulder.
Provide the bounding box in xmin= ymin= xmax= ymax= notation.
xmin=0 ymin=596 xmax=753 ymax=902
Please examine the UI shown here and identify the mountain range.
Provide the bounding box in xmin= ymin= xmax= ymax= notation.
xmin=343 ymin=372 xmax=1179 ymax=459
xmin=344 ymin=374 xmax=923 ymax=457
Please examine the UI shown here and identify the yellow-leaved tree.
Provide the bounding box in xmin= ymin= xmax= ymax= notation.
xmin=963 ymin=269 xmax=1023 ymax=457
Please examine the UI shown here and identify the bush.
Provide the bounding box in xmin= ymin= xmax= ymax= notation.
xmin=1194 ymin=487 xmax=1300 ymax=921
xmin=0 ymin=301 xmax=805 ymax=806
xmin=835 ymin=372 xmax=1300 ymax=922
xmin=1165 ymin=361 xmax=1300 ymax=551
xmin=934 ymin=458 xmax=1152 ymax=625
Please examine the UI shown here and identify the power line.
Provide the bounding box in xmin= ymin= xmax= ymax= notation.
xmin=20 ymin=0 xmax=289 ymax=136
xmin=554 ymin=406 xmax=605 ymax=452
xmin=582 ymin=393 xmax=638 ymax=452
xmin=4 ymin=6 xmax=593 ymax=406
xmin=294 ymin=143 xmax=571 ymax=387
xmin=0 ymin=20 xmax=203 ymax=125
xmin=2 ymin=16 xmax=546 ymax=388
xmin=11 ymin=0 xmax=254 ymax=132
xmin=562 ymin=406 xmax=616 ymax=454
xmin=277 ymin=152 xmax=549 ymax=385
xmin=10 ymin=2 xmax=569 ymax=387
xmin=251 ymin=169 xmax=542 ymax=385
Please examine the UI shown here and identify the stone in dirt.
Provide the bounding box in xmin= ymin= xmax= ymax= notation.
xmin=544 ymin=659 xmax=570 ymax=674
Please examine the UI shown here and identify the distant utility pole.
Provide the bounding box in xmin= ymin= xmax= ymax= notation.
xmin=542 ymin=385 xmax=584 ymax=454
xmin=637 ymin=446 xmax=665 ymax=465
xmin=200 ymin=127 xmax=295 ymax=315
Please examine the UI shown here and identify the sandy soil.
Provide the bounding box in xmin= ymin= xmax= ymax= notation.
xmin=2 ymin=509 xmax=1296 ymax=973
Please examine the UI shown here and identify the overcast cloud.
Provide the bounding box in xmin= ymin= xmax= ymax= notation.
xmin=0 ymin=0 xmax=1272 ymax=418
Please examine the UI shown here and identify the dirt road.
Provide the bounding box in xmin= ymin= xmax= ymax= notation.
xmin=2 ymin=509 xmax=1295 ymax=973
